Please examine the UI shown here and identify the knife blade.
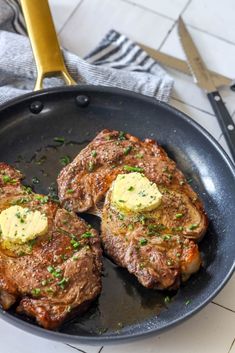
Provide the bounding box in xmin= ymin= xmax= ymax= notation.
xmin=137 ymin=43 xmax=234 ymax=89
xmin=177 ymin=16 xmax=235 ymax=161
xmin=178 ymin=17 xmax=216 ymax=93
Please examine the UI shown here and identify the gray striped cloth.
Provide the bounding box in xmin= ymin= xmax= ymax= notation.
xmin=0 ymin=0 xmax=173 ymax=105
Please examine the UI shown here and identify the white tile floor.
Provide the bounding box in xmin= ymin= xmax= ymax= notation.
xmin=1 ymin=1 xmax=235 ymax=352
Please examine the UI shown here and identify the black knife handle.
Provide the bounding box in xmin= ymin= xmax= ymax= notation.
xmin=208 ymin=91 xmax=235 ymax=161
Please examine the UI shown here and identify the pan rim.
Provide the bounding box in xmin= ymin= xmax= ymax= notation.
xmin=0 ymin=85 xmax=234 ymax=343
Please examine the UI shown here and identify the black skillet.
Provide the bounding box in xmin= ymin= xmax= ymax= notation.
xmin=0 ymin=0 xmax=234 ymax=344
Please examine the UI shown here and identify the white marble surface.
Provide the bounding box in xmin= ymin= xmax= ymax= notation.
xmin=1 ymin=0 xmax=235 ymax=352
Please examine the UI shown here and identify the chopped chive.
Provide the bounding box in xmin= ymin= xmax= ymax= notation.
xmin=88 ymin=161 xmax=95 ymax=172
xmin=57 ymin=277 xmax=69 ymax=290
xmin=175 ymin=213 xmax=183 ymax=219
xmin=54 ymin=137 xmax=65 ymax=143
xmin=81 ymin=232 xmax=93 ymax=239
xmin=118 ymin=214 xmax=125 ymax=221
xmin=128 ymin=224 xmax=134 ymax=231
xmin=47 ymin=265 xmax=54 ymax=273
xmin=118 ymin=131 xmax=126 ymax=140
xmin=128 ymin=186 xmax=134 ymax=191
xmin=45 ymin=287 xmax=54 ymax=294
xmin=23 ymin=186 xmax=33 ymax=194
xmin=61 ymin=254 xmax=68 ymax=261
xmin=185 ymin=299 xmax=191 ymax=305
xmin=31 ymin=288 xmax=41 ymax=296
xmin=35 ymin=195 xmax=48 ymax=204
xmin=66 ymin=189 xmax=74 ymax=194
xmin=118 ymin=199 xmax=125 ymax=203
xmin=59 ymin=155 xmax=71 ymax=166
xmin=164 ymin=296 xmax=171 ymax=304
xmin=123 ymin=165 xmax=144 ymax=172
xmin=91 ymin=150 xmax=97 ymax=157
xmin=2 ymin=175 xmax=17 ymax=184
xmin=124 ymin=146 xmax=132 ymax=155
xmin=189 ymin=224 xmax=198 ymax=230
xmin=136 ymin=153 xmax=143 ymax=159
xmin=70 ymin=239 xmax=81 ymax=249
xmin=139 ymin=238 xmax=148 ymax=246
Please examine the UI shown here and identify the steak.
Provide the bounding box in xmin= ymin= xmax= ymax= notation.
xmin=102 ymin=188 xmax=201 ymax=289
xmin=0 ymin=163 xmax=102 ymax=329
xmin=58 ymin=129 xmax=208 ymax=289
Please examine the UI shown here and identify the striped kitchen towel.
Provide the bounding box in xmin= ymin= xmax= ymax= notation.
xmin=0 ymin=0 xmax=173 ymax=104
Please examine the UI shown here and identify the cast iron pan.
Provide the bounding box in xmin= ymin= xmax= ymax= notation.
xmin=0 ymin=0 xmax=234 ymax=344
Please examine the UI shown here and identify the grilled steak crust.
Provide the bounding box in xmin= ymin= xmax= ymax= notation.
xmin=0 ymin=163 xmax=102 ymax=329
xmin=58 ymin=129 xmax=208 ymax=242
xmin=101 ymin=188 xmax=201 ymax=290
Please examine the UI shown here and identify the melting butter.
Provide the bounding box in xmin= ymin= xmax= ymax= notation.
xmin=0 ymin=205 xmax=48 ymax=245
xmin=111 ymin=172 xmax=162 ymax=212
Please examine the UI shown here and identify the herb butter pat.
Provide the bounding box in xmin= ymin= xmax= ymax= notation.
xmin=111 ymin=172 xmax=162 ymax=212
xmin=0 ymin=205 xmax=48 ymax=245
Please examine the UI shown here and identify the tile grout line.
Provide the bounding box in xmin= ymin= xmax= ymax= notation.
xmin=170 ymin=96 xmax=216 ymax=117
xmin=59 ymin=0 xmax=85 ymax=35
xmin=228 ymin=338 xmax=235 ymax=353
xmin=122 ymin=0 xmax=235 ymax=48
xmin=158 ymin=21 xmax=177 ymax=51
xmin=120 ymin=0 xmax=174 ymax=21
xmin=212 ymin=301 xmax=235 ymax=314
xmin=65 ymin=344 xmax=104 ymax=353
xmin=185 ymin=23 xmax=235 ymax=46
xmin=65 ymin=343 xmax=88 ymax=353
xmin=158 ymin=0 xmax=192 ymax=51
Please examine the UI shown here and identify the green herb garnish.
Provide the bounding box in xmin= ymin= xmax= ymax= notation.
xmin=188 ymin=224 xmax=198 ymax=230
xmin=175 ymin=213 xmax=183 ymax=219
xmin=81 ymin=232 xmax=93 ymax=239
xmin=57 ymin=277 xmax=69 ymax=290
xmin=66 ymin=189 xmax=74 ymax=194
xmin=139 ymin=238 xmax=148 ymax=246
xmin=123 ymin=165 xmax=144 ymax=172
xmin=164 ymin=296 xmax=171 ymax=304
xmin=88 ymin=161 xmax=95 ymax=172
xmin=118 ymin=131 xmax=126 ymax=140
xmin=124 ymin=146 xmax=132 ymax=155
xmin=2 ymin=175 xmax=17 ymax=184
xmin=54 ymin=137 xmax=65 ymax=143
xmin=59 ymin=155 xmax=71 ymax=166
xmin=31 ymin=288 xmax=41 ymax=296
xmin=70 ymin=239 xmax=81 ymax=249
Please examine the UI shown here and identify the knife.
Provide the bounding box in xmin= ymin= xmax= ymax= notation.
xmin=137 ymin=43 xmax=235 ymax=90
xmin=178 ymin=16 xmax=235 ymax=161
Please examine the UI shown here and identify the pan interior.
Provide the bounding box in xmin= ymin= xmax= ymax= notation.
xmin=0 ymin=87 xmax=234 ymax=341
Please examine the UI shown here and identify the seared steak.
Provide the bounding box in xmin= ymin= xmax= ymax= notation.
xmin=0 ymin=163 xmax=102 ymax=329
xmin=102 ymin=188 xmax=201 ymax=289
xmin=58 ymin=129 xmax=207 ymax=241
xmin=58 ymin=129 xmax=208 ymax=289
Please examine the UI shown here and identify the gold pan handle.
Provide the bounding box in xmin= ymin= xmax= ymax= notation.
xmin=21 ymin=0 xmax=76 ymax=91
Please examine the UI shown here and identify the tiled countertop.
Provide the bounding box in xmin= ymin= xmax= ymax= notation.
xmin=1 ymin=0 xmax=235 ymax=352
